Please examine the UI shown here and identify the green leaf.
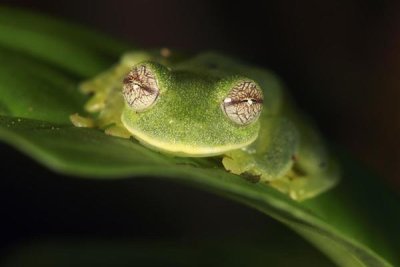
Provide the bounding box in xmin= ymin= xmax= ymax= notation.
xmin=0 ymin=47 xmax=85 ymax=123
xmin=0 ymin=6 xmax=130 ymax=77
xmin=0 ymin=7 xmax=399 ymax=267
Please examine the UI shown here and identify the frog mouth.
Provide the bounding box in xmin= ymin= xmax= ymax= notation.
xmin=121 ymin=118 xmax=257 ymax=157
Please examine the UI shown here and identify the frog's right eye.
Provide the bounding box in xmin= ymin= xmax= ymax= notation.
xmin=122 ymin=65 xmax=159 ymax=112
xmin=221 ymin=80 xmax=263 ymax=125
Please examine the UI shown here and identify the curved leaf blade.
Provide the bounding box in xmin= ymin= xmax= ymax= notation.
xmin=0 ymin=116 xmax=394 ymax=267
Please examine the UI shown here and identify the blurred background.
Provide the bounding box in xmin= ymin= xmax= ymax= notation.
xmin=0 ymin=0 xmax=399 ymax=265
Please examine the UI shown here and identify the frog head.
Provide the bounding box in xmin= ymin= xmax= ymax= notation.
xmin=121 ymin=59 xmax=263 ymax=157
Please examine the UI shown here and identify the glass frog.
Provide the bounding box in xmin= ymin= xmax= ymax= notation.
xmin=70 ymin=49 xmax=339 ymax=201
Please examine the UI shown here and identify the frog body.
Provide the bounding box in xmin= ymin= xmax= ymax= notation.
xmin=71 ymin=50 xmax=339 ymax=200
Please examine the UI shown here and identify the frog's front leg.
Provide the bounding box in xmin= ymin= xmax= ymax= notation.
xmin=222 ymin=116 xmax=299 ymax=183
xmin=99 ymin=86 xmax=132 ymax=139
xmin=70 ymin=90 xmax=131 ymax=139
xmin=70 ymin=67 xmax=131 ymax=139
xmin=71 ymin=51 xmax=154 ymax=138
xmin=275 ymin=119 xmax=340 ymax=200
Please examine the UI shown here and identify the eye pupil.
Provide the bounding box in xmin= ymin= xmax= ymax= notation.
xmin=122 ymin=65 xmax=159 ymax=112
xmin=222 ymin=81 xmax=263 ymax=125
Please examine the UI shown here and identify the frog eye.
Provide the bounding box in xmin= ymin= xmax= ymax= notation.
xmin=122 ymin=65 xmax=159 ymax=112
xmin=221 ymin=81 xmax=263 ymax=125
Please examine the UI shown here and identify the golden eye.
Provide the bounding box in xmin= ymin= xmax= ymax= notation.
xmin=122 ymin=65 xmax=159 ymax=112
xmin=222 ymin=81 xmax=263 ymax=125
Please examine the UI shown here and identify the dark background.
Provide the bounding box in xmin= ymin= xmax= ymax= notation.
xmin=0 ymin=0 xmax=399 ymax=265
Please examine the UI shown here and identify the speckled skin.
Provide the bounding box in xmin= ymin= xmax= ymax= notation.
xmin=122 ymin=61 xmax=261 ymax=156
xmin=71 ymin=50 xmax=339 ymax=200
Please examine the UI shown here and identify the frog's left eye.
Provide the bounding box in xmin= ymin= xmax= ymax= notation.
xmin=122 ymin=65 xmax=159 ymax=112
xmin=221 ymin=81 xmax=263 ymax=125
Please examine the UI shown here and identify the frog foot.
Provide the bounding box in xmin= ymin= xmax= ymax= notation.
xmin=70 ymin=113 xmax=95 ymax=128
